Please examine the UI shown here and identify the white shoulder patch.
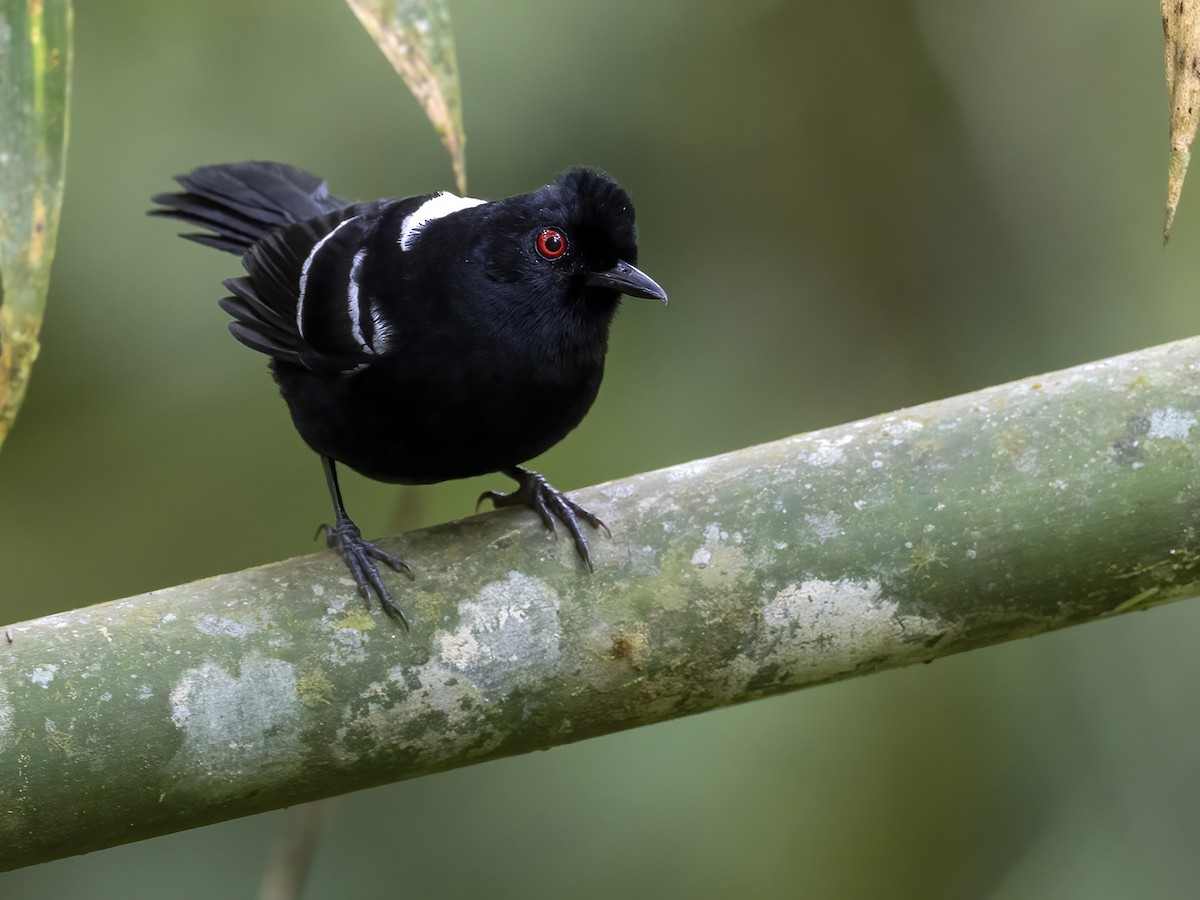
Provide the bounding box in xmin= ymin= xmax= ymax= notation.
xmin=399 ymin=192 xmax=485 ymax=252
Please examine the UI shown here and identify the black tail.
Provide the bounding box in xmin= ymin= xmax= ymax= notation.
xmin=149 ymin=161 xmax=350 ymax=254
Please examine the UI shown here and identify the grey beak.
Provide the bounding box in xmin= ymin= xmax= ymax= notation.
xmin=585 ymin=259 xmax=668 ymax=304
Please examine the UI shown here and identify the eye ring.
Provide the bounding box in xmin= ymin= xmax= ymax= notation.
xmin=536 ymin=227 xmax=568 ymax=260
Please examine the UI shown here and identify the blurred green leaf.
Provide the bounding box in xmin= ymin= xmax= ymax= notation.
xmin=346 ymin=0 xmax=467 ymax=194
xmin=0 ymin=0 xmax=71 ymax=450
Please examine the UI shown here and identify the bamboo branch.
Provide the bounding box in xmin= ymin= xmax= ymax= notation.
xmin=5 ymin=336 xmax=1200 ymax=870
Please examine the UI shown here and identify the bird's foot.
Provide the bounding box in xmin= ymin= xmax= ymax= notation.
xmin=315 ymin=516 xmax=414 ymax=629
xmin=477 ymin=467 xmax=611 ymax=571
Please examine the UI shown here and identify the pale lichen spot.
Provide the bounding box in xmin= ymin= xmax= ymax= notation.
xmin=168 ymin=654 xmax=303 ymax=787
xmin=804 ymin=511 xmax=843 ymax=543
xmin=688 ymin=521 xmax=749 ymax=588
xmin=1148 ymin=407 xmax=1197 ymax=441
xmin=328 ymin=625 xmax=370 ymax=666
xmin=712 ymin=578 xmax=945 ymax=699
xmin=1013 ymin=448 xmax=1038 ymax=474
xmin=439 ymin=628 xmax=482 ymax=668
xmin=195 ymin=613 xmax=264 ymax=639
xmin=29 ymin=663 xmax=57 ymax=688
xmin=762 ymin=579 xmax=885 ymax=633
xmin=803 ymin=434 xmax=854 ymax=467
xmin=600 ymin=482 xmax=637 ymax=500
xmin=435 ymin=572 xmax=561 ymax=696
xmin=623 ymin=544 xmax=660 ymax=578
xmin=882 ymin=418 xmax=925 ymax=444
xmin=332 ymin=664 xmax=501 ymax=768
xmin=666 ymin=458 xmax=713 ymax=483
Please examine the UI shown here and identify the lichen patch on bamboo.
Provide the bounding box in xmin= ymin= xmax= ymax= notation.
xmin=802 ymin=511 xmax=843 ymax=544
xmin=686 ymin=521 xmax=749 ymax=590
xmin=803 ymin=434 xmax=854 ymax=467
xmin=332 ymin=664 xmax=500 ymax=767
xmin=713 ymin=578 xmax=946 ymax=698
xmin=665 ymin=457 xmax=713 ymax=483
xmin=328 ymin=625 xmax=371 ymax=666
xmin=28 ymin=663 xmax=56 ymax=688
xmin=1147 ymin=407 xmax=1198 ymax=442
xmin=194 ymin=612 xmax=265 ymax=639
xmin=168 ymin=654 xmax=303 ymax=786
xmin=435 ymin=572 xmax=560 ymax=697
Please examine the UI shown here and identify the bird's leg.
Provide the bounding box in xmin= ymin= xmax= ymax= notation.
xmin=316 ymin=455 xmax=414 ymax=629
xmin=477 ymin=466 xmax=611 ymax=571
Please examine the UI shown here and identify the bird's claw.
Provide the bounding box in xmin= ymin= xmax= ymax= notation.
xmin=316 ymin=517 xmax=414 ymax=630
xmin=478 ymin=468 xmax=610 ymax=571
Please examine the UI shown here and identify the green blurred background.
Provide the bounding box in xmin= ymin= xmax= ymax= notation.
xmin=4 ymin=0 xmax=1200 ymax=896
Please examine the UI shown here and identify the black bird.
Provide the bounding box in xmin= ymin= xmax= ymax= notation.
xmin=151 ymin=162 xmax=666 ymax=629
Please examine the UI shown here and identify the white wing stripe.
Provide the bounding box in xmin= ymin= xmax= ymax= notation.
xmin=399 ymin=192 xmax=485 ymax=251
xmin=368 ymin=304 xmax=392 ymax=354
xmin=346 ymin=247 xmax=370 ymax=353
xmin=297 ymin=215 xmax=362 ymax=340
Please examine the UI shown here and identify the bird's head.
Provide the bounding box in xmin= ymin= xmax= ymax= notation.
xmin=479 ymin=168 xmax=667 ymax=314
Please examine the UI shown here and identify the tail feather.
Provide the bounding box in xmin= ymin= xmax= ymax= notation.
xmin=149 ymin=161 xmax=350 ymax=254
xmin=150 ymin=193 xmax=268 ymax=251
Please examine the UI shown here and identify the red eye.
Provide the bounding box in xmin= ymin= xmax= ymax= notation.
xmin=536 ymin=227 xmax=568 ymax=260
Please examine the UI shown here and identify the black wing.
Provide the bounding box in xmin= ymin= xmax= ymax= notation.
xmin=220 ymin=199 xmax=423 ymax=372
xmin=151 ymin=162 xmax=434 ymax=373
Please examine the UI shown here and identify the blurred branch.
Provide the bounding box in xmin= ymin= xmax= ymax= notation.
xmin=0 ymin=0 xmax=71 ymax=449
xmin=6 ymin=335 xmax=1200 ymax=870
xmin=257 ymin=801 xmax=329 ymax=900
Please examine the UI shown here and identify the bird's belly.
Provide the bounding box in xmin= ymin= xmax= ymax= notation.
xmin=275 ymin=361 xmax=601 ymax=484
